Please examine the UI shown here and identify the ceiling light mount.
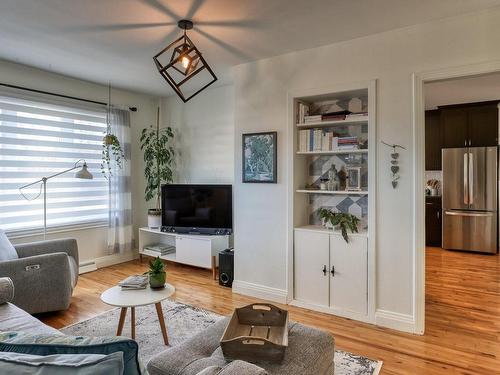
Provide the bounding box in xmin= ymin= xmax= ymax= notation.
xmin=154 ymin=19 xmax=217 ymax=102
xmin=177 ymin=19 xmax=193 ymax=31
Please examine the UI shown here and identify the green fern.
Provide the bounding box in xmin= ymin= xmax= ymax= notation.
xmin=318 ymin=208 xmax=360 ymax=243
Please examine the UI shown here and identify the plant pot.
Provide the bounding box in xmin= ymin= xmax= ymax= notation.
xmin=103 ymin=134 xmax=115 ymax=146
xmin=149 ymin=272 xmax=166 ymax=289
xmin=148 ymin=209 xmax=162 ymax=229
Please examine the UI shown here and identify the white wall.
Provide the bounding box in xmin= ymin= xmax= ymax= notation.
xmin=0 ymin=59 xmax=158 ymax=264
xmin=232 ymin=7 xmax=500 ymax=329
xmin=162 ymin=84 xmax=235 ymax=184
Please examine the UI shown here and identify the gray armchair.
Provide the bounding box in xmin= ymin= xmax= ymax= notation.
xmin=0 ymin=238 xmax=79 ymax=314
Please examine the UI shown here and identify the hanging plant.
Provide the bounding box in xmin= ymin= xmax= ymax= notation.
xmin=101 ymin=132 xmax=125 ymax=178
xmin=100 ymin=83 xmax=125 ymax=178
xmin=140 ymin=107 xmax=175 ymax=211
xmin=318 ymin=208 xmax=360 ymax=243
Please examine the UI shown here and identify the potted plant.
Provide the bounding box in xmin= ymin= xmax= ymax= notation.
xmin=140 ymin=107 xmax=174 ymax=228
xmin=147 ymin=257 xmax=166 ymax=289
xmin=318 ymin=208 xmax=360 ymax=243
xmin=101 ymin=133 xmax=125 ymax=178
xmin=101 ymin=84 xmax=125 ymax=178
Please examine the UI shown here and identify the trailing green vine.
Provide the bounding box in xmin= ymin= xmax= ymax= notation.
xmin=318 ymin=208 xmax=360 ymax=243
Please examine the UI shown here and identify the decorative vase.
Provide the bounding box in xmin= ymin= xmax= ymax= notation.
xmin=149 ymin=272 xmax=166 ymax=289
xmin=148 ymin=209 xmax=162 ymax=229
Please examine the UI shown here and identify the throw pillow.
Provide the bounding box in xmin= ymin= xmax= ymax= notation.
xmin=0 ymin=351 xmax=124 ymax=375
xmin=0 ymin=277 xmax=14 ymax=304
xmin=0 ymin=229 xmax=18 ymax=261
xmin=0 ymin=332 xmax=142 ymax=375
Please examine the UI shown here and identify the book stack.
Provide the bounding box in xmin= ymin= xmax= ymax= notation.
xmin=321 ymin=111 xmax=350 ymax=121
xmin=346 ymin=112 xmax=368 ymax=120
xmin=337 ymin=136 xmax=359 ymax=150
xmin=297 ymin=102 xmax=310 ymax=124
xmin=119 ymin=275 xmax=148 ymax=290
xmin=144 ymin=243 xmax=176 ymax=256
xmin=303 ymin=115 xmax=322 ymax=123
xmin=298 ymin=128 xmax=363 ymax=152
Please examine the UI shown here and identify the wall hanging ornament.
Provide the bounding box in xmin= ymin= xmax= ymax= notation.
xmin=381 ymin=141 xmax=406 ymax=189
xmin=153 ymin=19 xmax=217 ymax=103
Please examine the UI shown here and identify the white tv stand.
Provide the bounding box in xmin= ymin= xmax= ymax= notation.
xmin=138 ymin=227 xmax=231 ymax=279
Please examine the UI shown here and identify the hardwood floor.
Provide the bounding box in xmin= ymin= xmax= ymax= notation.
xmin=38 ymin=247 xmax=499 ymax=375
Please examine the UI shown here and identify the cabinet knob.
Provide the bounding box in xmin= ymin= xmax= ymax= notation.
xmin=330 ymin=266 xmax=335 ymax=277
xmin=322 ymin=265 xmax=327 ymax=276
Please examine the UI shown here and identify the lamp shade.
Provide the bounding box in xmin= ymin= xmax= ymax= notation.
xmin=75 ymin=163 xmax=93 ymax=180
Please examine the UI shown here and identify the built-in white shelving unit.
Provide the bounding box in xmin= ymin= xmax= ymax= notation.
xmin=287 ymin=81 xmax=376 ymax=325
xmin=296 ymin=118 xmax=368 ymax=128
xmin=297 ymin=149 xmax=368 ymax=155
xmin=296 ymin=189 xmax=368 ymax=195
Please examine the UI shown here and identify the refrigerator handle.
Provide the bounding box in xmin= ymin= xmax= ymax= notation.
xmin=469 ymin=152 xmax=474 ymax=205
xmin=463 ymin=153 xmax=469 ymax=205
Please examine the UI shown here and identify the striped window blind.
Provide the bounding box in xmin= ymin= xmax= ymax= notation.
xmin=0 ymin=93 xmax=109 ymax=233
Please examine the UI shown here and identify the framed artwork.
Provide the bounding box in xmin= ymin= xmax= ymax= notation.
xmin=242 ymin=131 xmax=277 ymax=183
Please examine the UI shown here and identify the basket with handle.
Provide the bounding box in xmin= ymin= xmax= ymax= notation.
xmin=220 ymin=303 xmax=289 ymax=363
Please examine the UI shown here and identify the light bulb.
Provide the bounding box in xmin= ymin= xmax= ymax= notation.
xmin=181 ymin=56 xmax=190 ymax=69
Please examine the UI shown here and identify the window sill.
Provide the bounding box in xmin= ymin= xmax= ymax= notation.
xmin=6 ymin=221 xmax=109 ymax=240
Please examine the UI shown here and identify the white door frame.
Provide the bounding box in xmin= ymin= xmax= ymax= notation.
xmin=412 ymin=60 xmax=500 ymax=334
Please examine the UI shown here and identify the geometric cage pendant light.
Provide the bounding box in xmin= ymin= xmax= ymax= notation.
xmin=153 ymin=20 xmax=217 ymax=102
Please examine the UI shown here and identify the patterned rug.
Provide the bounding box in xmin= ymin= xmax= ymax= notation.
xmin=61 ymin=299 xmax=382 ymax=375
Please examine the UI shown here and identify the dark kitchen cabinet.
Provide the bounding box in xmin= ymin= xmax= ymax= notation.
xmin=425 ymin=110 xmax=442 ymax=170
xmin=440 ymin=101 xmax=498 ymax=149
xmin=441 ymin=107 xmax=468 ymax=148
xmin=425 ymin=196 xmax=442 ymax=247
xmin=468 ymin=104 xmax=498 ymax=146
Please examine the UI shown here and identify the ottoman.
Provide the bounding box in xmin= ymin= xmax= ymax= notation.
xmin=147 ymin=317 xmax=334 ymax=375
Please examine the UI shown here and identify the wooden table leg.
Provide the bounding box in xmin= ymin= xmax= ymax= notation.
xmin=117 ymin=307 xmax=127 ymax=336
xmin=130 ymin=306 xmax=136 ymax=340
xmin=155 ymin=302 xmax=169 ymax=345
xmin=212 ymin=255 xmax=217 ymax=280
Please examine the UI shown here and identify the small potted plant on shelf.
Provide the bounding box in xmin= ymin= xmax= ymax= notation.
xmin=140 ymin=107 xmax=174 ymax=228
xmin=147 ymin=257 xmax=166 ymax=289
xmin=318 ymin=208 xmax=360 ymax=243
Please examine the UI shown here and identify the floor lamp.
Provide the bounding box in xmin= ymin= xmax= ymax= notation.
xmin=19 ymin=160 xmax=93 ymax=239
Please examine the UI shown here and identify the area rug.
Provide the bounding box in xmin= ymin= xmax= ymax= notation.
xmin=62 ymin=299 xmax=382 ymax=375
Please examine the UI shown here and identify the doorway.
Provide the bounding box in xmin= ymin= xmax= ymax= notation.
xmin=414 ymin=64 xmax=500 ymax=339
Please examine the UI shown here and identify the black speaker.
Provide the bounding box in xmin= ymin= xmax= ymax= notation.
xmin=218 ymin=248 xmax=234 ymax=287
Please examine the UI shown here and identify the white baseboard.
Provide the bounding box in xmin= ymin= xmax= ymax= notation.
xmin=290 ymin=299 xmax=372 ymax=324
xmin=375 ymin=309 xmax=416 ymax=333
xmin=79 ymin=251 xmax=139 ymax=274
xmin=78 ymin=261 xmax=97 ymax=274
xmin=232 ymin=280 xmax=288 ymax=304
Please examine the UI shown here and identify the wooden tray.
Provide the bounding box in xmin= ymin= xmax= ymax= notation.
xmin=220 ymin=303 xmax=289 ymax=363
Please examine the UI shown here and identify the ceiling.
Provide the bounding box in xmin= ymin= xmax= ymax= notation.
xmin=1 ymin=0 xmax=500 ymax=97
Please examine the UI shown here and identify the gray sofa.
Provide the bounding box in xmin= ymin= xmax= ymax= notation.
xmin=147 ymin=317 xmax=335 ymax=375
xmin=0 ymin=238 xmax=79 ymax=314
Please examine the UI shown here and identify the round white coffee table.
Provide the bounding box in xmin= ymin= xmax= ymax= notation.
xmin=100 ymin=283 xmax=175 ymax=345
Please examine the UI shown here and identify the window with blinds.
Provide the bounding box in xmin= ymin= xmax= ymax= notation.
xmin=0 ymin=93 xmax=109 ymax=233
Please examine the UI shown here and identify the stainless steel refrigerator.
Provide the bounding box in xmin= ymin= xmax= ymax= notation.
xmin=442 ymin=146 xmax=498 ymax=253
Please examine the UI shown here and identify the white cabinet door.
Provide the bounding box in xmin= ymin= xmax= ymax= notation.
xmin=294 ymin=230 xmax=330 ymax=307
xmin=329 ymin=234 xmax=368 ymax=315
xmin=176 ymin=236 xmax=212 ymax=268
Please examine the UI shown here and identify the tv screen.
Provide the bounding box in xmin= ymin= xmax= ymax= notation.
xmin=161 ymin=184 xmax=232 ymax=234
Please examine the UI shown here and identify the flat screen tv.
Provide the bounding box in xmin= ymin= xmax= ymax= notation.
xmin=161 ymin=184 xmax=232 ymax=235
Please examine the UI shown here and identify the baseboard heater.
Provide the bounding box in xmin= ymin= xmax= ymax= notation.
xmin=79 ymin=260 xmax=97 ymax=274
